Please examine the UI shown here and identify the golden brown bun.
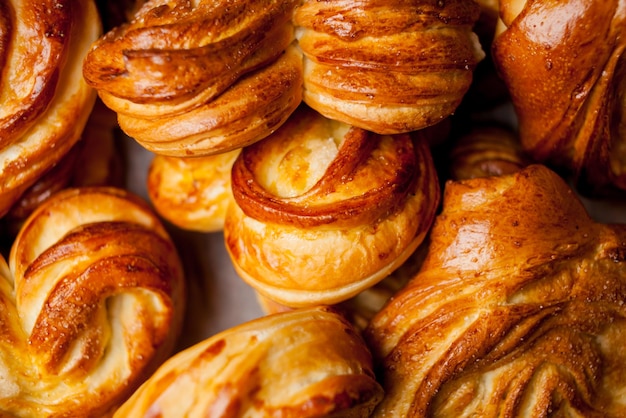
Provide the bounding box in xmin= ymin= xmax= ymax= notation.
xmin=492 ymin=0 xmax=626 ymax=195
xmin=147 ymin=149 xmax=240 ymax=232
xmin=83 ymin=0 xmax=302 ymax=157
xmin=115 ymin=306 xmax=383 ymax=418
xmin=293 ymin=0 xmax=485 ymax=134
xmin=0 ymin=187 xmax=185 ymax=417
xmin=447 ymin=125 xmax=531 ymax=181
xmin=0 ymin=0 xmax=100 ymax=218
xmin=224 ymin=105 xmax=440 ymax=307
xmin=365 ymin=164 xmax=626 ymax=417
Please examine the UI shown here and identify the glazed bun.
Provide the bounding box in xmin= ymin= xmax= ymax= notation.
xmin=492 ymin=0 xmax=626 ymax=195
xmin=0 ymin=0 xmax=101 ymax=217
xmin=115 ymin=306 xmax=383 ymax=417
xmin=0 ymin=187 xmax=185 ymax=417
xmin=293 ymin=0 xmax=485 ymax=134
xmin=83 ymin=0 xmax=303 ymax=157
xmin=147 ymin=150 xmax=240 ymax=232
xmin=366 ymin=165 xmax=626 ymax=417
xmin=225 ymin=105 xmax=440 ymax=307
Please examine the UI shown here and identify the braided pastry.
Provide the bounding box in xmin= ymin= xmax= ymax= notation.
xmin=83 ymin=0 xmax=303 ymax=157
xmin=0 ymin=187 xmax=185 ymax=417
xmin=225 ymin=104 xmax=440 ymax=307
xmin=293 ymin=0 xmax=485 ymax=134
xmin=365 ymin=164 xmax=626 ymax=417
xmin=115 ymin=306 xmax=383 ymax=417
xmin=492 ymin=0 xmax=626 ymax=195
xmin=0 ymin=0 xmax=100 ymax=218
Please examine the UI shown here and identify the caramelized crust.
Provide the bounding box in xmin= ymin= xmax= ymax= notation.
xmin=147 ymin=149 xmax=240 ymax=232
xmin=115 ymin=306 xmax=383 ymax=418
xmin=492 ymin=0 xmax=626 ymax=195
xmin=83 ymin=0 xmax=302 ymax=156
xmin=365 ymin=165 xmax=626 ymax=417
xmin=225 ymin=105 xmax=440 ymax=307
xmin=293 ymin=0 xmax=485 ymax=134
xmin=0 ymin=0 xmax=101 ymax=217
xmin=0 ymin=187 xmax=185 ymax=417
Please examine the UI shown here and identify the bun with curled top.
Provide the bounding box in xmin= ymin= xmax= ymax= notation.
xmin=82 ymin=0 xmax=303 ymax=157
xmin=115 ymin=306 xmax=383 ymax=418
xmin=492 ymin=0 xmax=626 ymax=195
xmin=0 ymin=0 xmax=101 ymax=218
xmin=293 ymin=0 xmax=485 ymax=134
xmin=0 ymin=187 xmax=185 ymax=417
xmin=365 ymin=164 xmax=626 ymax=417
xmin=224 ymin=104 xmax=440 ymax=308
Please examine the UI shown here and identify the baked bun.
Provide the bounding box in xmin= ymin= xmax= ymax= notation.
xmin=492 ymin=0 xmax=626 ymax=195
xmin=83 ymin=0 xmax=303 ymax=157
xmin=365 ymin=164 xmax=626 ymax=417
xmin=147 ymin=149 xmax=240 ymax=232
xmin=115 ymin=306 xmax=383 ymax=417
xmin=293 ymin=0 xmax=485 ymax=134
xmin=225 ymin=104 xmax=440 ymax=307
xmin=0 ymin=187 xmax=185 ymax=417
xmin=0 ymin=0 xmax=100 ymax=218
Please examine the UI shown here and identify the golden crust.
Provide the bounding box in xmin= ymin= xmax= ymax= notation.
xmin=293 ymin=0 xmax=485 ymax=134
xmin=0 ymin=187 xmax=185 ymax=417
xmin=224 ymin=105 xmax=440 ymax=307
xmin=365 ymin=165 xmax=626 ymax=417
xmin=147 ymin=149 xmax=240 ymax=232
xmin=114 ymin=306 xmax=383 ymax=418
xmin=83 ymin=0 xmax=302 ymax=157
xmin=0 ymin=0 xmax=100 ymax=218
xmin=492 ymin=0 xmax=626 ymax=195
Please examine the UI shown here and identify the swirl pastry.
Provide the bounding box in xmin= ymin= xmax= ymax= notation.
xmin=492 ymin=0 xmax=626 ymax=195
xmin=147 ymin=149 xmax=240 ymax=232
xmin=224 ymin=104 xmax=440 ymax=307
xmin=83 ymin=0 xmax=303 ymax=157
xmin=115 ymin=306 xmax=383 ymax=417
xmin=293 ymin=0 xmax=485 ymax=134
xmin=0 ymin=0 xmax=101 ymax=218
xmin=365 ymin=164 xmax=626 ymax=417
xmin=0 ymin=187 xmax=185 ymax=417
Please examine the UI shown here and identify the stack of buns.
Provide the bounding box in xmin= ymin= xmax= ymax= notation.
xmin=0 ymin=0 xmax=624 ymax=416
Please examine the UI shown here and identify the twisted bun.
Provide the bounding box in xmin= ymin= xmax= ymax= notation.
xmin=225 ymin=105 xmax=439 ymax=307
xmin=492 ymin=0 xmax=626 ymax=195
xmin=83 ymin=0 xmax=302 ymax=156
xmin=366 ymin=165 xmax=626 ymax=417
xmin=115 ymin=306 xmax=383 ymax=417
xmin=294 ymin=0 xmax=485 ymax=133
xmin=0 ymin=0 xmax=100 ymax=217
xmin=0 ymin=187 xmax=185 ymax=417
